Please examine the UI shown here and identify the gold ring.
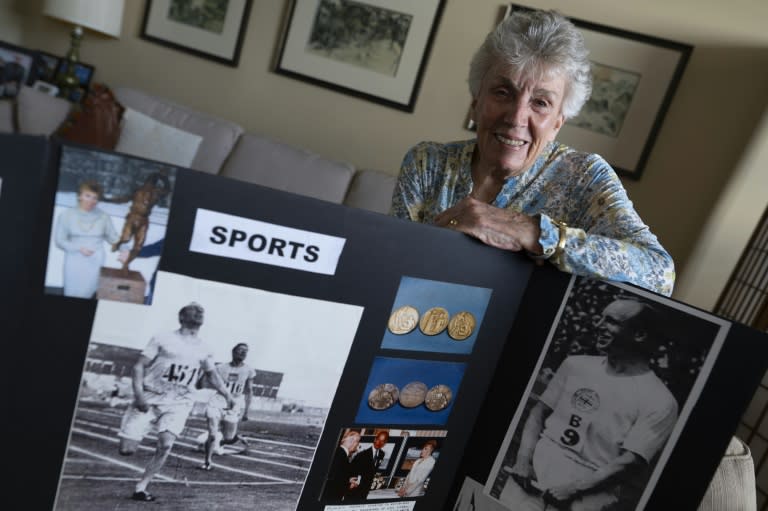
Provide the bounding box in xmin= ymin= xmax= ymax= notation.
xmin=449 ymin=218 xmax=459 ymax=226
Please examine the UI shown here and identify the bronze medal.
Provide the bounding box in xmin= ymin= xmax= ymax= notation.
xmin=399 ymin=381 xmax=428 ymax=408
xmin=425 ymin=384 xmax=453 ymax=411
xmin=388 ymin=305 xmax=420 ymax=335
xmin=368 ymin=383 xmax=400 ymax=410
xmin=448 ymin=311 xmax=476 ymax=340
xmin=419 ymin=306 xmax=449 ymax=336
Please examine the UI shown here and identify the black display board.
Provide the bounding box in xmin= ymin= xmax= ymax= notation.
xmin=2 ymin=134 xmax=766 ymax=511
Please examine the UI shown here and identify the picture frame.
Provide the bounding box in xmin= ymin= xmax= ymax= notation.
xmin=33 ymin=50 xmax=62 ymax=84
xmin=141 ymin=0 xmax=253 ymax=67
xmin=0 ymin=41 xmax=39 ymax=99
xmin=56 ymin=60 xmax=95 ymax=103
xmin=466 ymin=4 xmax=693 ymax=180
xmin=275 ymin=0 xmax=447 ymax=112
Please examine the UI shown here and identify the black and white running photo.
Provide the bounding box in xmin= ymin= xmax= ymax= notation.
xmin=485 ymin=277 xmax=730 ymax=511
xmin=52 ymin=270 xmax=364 ymax=510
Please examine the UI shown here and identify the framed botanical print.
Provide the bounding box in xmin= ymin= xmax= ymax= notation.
xmin=467 ymin=4 xmax=693 ymax=180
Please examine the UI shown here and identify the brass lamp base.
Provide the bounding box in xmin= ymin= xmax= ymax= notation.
xmin=55 ymin=24 xmax=84 ymax=98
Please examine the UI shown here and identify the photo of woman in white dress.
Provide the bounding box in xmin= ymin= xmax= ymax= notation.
xmin=54 ymin=180 xmax=119 ymax=298
xmin=398 ymin=439 xmax=437 ymax=498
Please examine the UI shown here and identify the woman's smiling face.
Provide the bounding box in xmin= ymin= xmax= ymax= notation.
xmin=472 ymin=62 xmax=566 ymax=178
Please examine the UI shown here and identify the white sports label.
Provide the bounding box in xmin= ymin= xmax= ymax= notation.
xmin=190 ymin=208 xmax=346 ymax=275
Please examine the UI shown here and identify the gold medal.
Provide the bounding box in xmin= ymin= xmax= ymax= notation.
xmin=419 ymin=307 xmax=449 ymax=336
xmin=399 ymin=381 xmax=428 ymax=408
xmin=368 ymin=383 xmax=400 ymax=410
xmin=448 ymin=311 xmax=476 ymax=340
xmin=425 ymin=384 xmax=453 ymax=411
xmin=387 ymin=305 xmax=419 ymax=335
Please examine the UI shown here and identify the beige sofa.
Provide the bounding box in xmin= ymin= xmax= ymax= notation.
xmin=2 ymin=85 xmax=397 ymax=215
xmin=0 ymin=85 xmax=757 ymax=511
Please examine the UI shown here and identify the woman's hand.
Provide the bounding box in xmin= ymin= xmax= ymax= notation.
xmin=434 ymin=197 xmax=542 ymax=254
xmin=78 ymin=247 xmax=95 ymax=256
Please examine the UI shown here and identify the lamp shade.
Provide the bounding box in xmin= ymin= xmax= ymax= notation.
xmin=43 ymin=0 xmax=125 ymax=38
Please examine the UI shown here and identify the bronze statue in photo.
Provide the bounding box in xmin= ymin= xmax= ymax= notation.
xmin=106 ymin=169 xmax=171 ymax=271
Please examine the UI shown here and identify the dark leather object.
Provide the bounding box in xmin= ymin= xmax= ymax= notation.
xmin=56 ymin=83 xmax=125 ymax=150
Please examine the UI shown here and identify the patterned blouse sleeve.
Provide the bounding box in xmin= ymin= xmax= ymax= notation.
xmin=389 ymin=144 xmax=427 ymax=222
xmin=546 ymin=157 xmax=676 ymax=296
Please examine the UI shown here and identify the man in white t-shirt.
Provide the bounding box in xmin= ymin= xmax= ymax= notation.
xmin=500 ymin=299 xmax=679 ymax=511
xmin=117 ymin=302 xmax=235 ymax=502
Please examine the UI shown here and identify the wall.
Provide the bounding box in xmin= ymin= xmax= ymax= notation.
xmin=674 ymin=109 xmax=768 ymax=309
xmin=0 ymin=0 xmax=25 ymax=42
xmin=5 ymin=0 xmax=768 ymax=307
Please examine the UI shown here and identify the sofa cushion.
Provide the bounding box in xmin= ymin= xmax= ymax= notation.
xmin=113 ymin=87 xmax=243 ymax=174
xmin=16 ymin=85 xmax=71 ymax=135
xmin=343 ymin=168 xmax=397 ymax=214
xmin=220 ymin=133 xmax=355 ymax=204
xmin=116 ymin=107 xmax=203 ymax=168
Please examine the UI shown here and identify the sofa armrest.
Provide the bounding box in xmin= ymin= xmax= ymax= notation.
xmin=343 ymin=169 xmax=397 ymax=214
xmin=220 ymin=133 xmax=355 ymax=204
xmin=697 ymin=436 xmax=756 ymax=511
xmin=113 ymin=87 xmax=244 ymax=174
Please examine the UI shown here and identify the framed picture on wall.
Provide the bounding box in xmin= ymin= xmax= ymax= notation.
xmin=466 ymin=4 xmax=693 ymax=180
xmin=275 ymin=0 xmax=447 ymax=112
xmin=0 ymin=41 xmax=39 ymax=99
xmin=141 ymin=0 xmax=254 ymax=67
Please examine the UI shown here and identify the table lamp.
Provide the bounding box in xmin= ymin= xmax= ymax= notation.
xmin=43 ymin=0 xmax=124 ymax=97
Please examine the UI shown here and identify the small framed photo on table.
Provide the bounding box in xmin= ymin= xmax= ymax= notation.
xmin=0 ymin=41 xmax=39 ymax=99
xmin=34 ymin=51 xmax=62 ymax=84
xmin=55 ymin=60 xmax=96 ymax=103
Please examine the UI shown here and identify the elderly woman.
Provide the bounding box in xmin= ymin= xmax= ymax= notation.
xmin=390 ymin=9 xmax=674 ymax=297
xmin=55 ymin=180 xmax=120 ymax=298
xmin=397 ymin=439 xmax=437 ymax=498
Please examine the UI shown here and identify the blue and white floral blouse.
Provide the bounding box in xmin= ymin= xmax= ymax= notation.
xmin=389 ymin=140 xmax=675 ymax=296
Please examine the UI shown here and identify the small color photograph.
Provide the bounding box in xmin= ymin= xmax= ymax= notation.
xmin=320 ymin=427 xmax=447 ymax=502
xmin=355 ymin=356 xmax=466 ymax=425
xmin=44 ymin=145 xmax=176 ymax=305
xmin=381 ymin=275 xmax=492 ymax=355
